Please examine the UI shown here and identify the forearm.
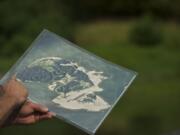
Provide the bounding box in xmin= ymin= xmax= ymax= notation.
xmin=0 ymin=84 xmax=26 ymax=127
xmin=0 ymin=76 xmax=28 ymax=127
xmin=0 ymin=95 xmax=18 ymax=127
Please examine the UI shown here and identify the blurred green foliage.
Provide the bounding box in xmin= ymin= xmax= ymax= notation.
xmin=75 ymin=20 xmax=180 ymax=135
xmin=129 ymin=15 xmax=163 ymax=46
xmin=0 ymin=0 xmax=74 ymax=57
xmin=1 ymin=20 xmax=179 ymax=135
xmin=62 ymin=0 xmax=180 ymax=19
xmin=0 ymin=0 xmax=180 ymax=135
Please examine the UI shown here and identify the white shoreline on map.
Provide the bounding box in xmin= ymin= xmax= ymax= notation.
xmin=24 ymin=57 xmax=111 ymax=112
xmin=29 ymin=57 xmax=62 ymax=72
xmin=50 ymin=70 xmax=110 ymax=112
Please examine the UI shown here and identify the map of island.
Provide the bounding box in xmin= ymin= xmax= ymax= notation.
xmin=17 ymin=57 xmax=110 ymax=112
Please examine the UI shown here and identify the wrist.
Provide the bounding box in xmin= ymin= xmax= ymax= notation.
xmin=1 ymin=85 xmax=26 ymax=106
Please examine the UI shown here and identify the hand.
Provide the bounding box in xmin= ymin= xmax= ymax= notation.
xmin=2 ymin=75 xmax=28 ymax=105
xmin=12 ymin=100 xmax=55 ymax=125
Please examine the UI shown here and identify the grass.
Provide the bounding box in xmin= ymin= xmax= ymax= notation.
xmin=74 ymin=20 xmax=180 ymax=135
xmin=0 ymin=57 xmax=19 ymax=77
xmin=0 ymin=19 xmax=180 ymax=135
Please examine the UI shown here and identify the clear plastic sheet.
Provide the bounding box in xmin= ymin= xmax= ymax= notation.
xmin=0 ymin=30 xmax=137 ymax=134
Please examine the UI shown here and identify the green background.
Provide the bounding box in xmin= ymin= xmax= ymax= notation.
xmin=0 ymin=0 xmax=180 ymax=135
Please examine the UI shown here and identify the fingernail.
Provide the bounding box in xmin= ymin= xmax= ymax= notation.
xmin=50 ymin=112 xmax=56 ymax=117
xmin=42 ymin=107 xmax=49 ymax=112
xmin=16 ymin=78 xmax=22 ymax=82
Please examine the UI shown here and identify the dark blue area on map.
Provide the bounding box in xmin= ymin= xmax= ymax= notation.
xmin=17 ymin=58 xmax=94 ymax=94
xmin=17 ymin=66 xmax=53 ymax=83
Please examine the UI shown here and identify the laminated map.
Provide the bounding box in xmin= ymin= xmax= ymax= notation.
xmin=0 ymin=29 xmax=137 ymax=134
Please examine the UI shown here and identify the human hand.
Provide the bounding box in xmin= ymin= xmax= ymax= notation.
xmin=2 ymin=75 xmax=28 ymax=106
xmin=12 ymin=100 xmax=55 ymax=125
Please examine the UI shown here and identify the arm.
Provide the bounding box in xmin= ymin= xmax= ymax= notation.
xmin=0 ymin=76 xmax=27 ymax=127
xmin=0 ymin=92 xmax=21 ymax=126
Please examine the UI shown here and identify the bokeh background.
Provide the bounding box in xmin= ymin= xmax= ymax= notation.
xmin=0 ymin=0 xmax=180 ymax=135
